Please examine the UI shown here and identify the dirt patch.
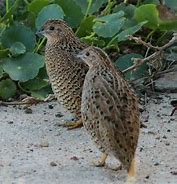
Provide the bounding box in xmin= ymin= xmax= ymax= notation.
xmin=0 ymin=93 xmax=177 ymax=184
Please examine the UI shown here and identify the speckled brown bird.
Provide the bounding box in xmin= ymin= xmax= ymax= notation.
xmin=77 ymin=46 xmax=140 ymax=180
xmin=37 ymin=19 xmax=88 ymax=129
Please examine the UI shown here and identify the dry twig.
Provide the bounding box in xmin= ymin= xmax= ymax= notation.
xmin=123 ymin=33 xmax=177 ymax=73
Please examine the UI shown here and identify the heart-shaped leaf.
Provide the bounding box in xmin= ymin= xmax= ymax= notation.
xmin=115 ymin=53 xmax=147 ymax=80
xmin=76 ymin=16 xmax=95 ymax=37
xmin=21 ymin=78 xmax=49 ymax=91
xmin=117 ymin=21 xmax=147 ymax=42
xmin=1 ymin=52 xmax=44 ymax=82
xmin=1 ymin=23 xmax=36 ymax=51
xmin=9 ymin=42 xmax=26 ymax=56
xmin=35 ymin=4 xmax=65 ymax=29
xmin=55 ymin=0 xmax=83 ymax=28
xmin=73 ymin=0 xmax=107 ymax=15
xmin=0 ymin=79 xmax=16 ymax=100
xmin=31 ymin=86 xmax=53 ymax=100
xmin=135 ymin=4 xmax=177 ymax=31
xmin=28 ymin=0 xmax=50 ymax=14
xmin=134 ymin=4 xmax=159 ymax=30
xmin=93 ymin=11 xmax=125 ymax=38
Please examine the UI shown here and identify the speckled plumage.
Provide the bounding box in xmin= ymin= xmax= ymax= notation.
xmin=77 ymin=46 xmax=140 ymax=175
xmin=39 ymin=20 xmax=88 ymax=127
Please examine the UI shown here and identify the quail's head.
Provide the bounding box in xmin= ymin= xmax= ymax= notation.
xmin=37 ymin=19 xmax=75 ymax=42
xmin=77 ymin=46 xmax=110 ymax=68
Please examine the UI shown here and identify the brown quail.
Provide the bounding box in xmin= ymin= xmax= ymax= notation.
xmin=37 ymin=19 xmax=88 ymax=129
xmin=77 ymin=46 xmax=140 ymax=180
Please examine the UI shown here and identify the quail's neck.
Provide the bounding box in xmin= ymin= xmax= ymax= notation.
xmin=46 ymin=37 xmax=87 ymax=53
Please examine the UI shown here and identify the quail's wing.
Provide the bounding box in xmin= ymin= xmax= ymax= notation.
xmin=93 ymin=72 xmax=140 ymax=153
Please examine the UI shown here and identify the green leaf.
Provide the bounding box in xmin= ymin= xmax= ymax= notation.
xmin=31 ymin=86 xmax=53 ymax=100
xmin=0 ymin=79 xmax=16 ymax=100
xmin=0 ymin=66 xmax=3 ymax=78
xmin=135 ymin=4 xmax=177 ymax=31
xmin=93 ymin=11 xmax=125 ymax=38
xmin=73 ymin=0 xmax=107 ymax=15
xmin=21 ymin=78 xmax=49 ymax=91
xmin=9 ymin=42 xmax=26 ymax=56
xmin=117 ymin=21 xmax=147 ymax=42
xmin=0 ymin=48 xmax=9 ymax=59
xmin=1 ymin=0 xmax=21 ymax=22
xmin=143 ymin=0 xmax=159 ymax=4
xmin=114 ymin=3 xmax=136 ymax=19
xmin=1 ymin=23 xmax=36 ymax=51
xmin=1 ymin=53 xmax=44 ymax=82
xmin=28 ymin=0 xmax=50 ymax=14
xmin=55 ymin=0 xmax=84 ymax=28
xmin=134 ymin=4 xmax=159 ymax=30
xmin=76 ymin=16 xmax=95 ymax=37
xmin=115 ymin=53 xmax=147 ymax=80
xmin=35 ymin=4 xmax=65 ymax=29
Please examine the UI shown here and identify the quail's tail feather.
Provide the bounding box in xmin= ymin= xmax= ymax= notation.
xmin=126 ymin=158 xmax=137 ymax=184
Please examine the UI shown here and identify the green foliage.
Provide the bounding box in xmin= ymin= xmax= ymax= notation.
xmin=36 ymin=4 xmax=65 ymax=29
xmin=1 ymin=23 xmax=36 ymax=51
xmin=0 ymin=0 xmax=176 ymax=100
xmin=56 ymin=0 xmax=83 ymax=28
xmin=135 ymin=4 xmax=177 ymax=31
xmin=0 ymin=66 xmax=3 ymax=79
xmin=115 ymin=53 xmax=146 ymax=80
xmin=93 ymin=11 xmax=125 ymax=38
xmin=0 ymin=79 xmax=16 ymax=100
xmin=9 ymin=42 xmax=26 ymax=56
xmin=1 ymin=53 xmax=44 ymax=82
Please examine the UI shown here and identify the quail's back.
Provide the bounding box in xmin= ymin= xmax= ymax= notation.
xmin=77 ymin=46 xmax=140 ymax=178
xmin=38 ymin=20 xmax=88 ymax=128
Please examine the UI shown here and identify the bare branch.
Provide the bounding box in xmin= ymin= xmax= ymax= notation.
xmin=124 ymin=33 xmax=177 ymax=73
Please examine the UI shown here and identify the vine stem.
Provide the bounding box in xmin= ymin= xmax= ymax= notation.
xmin=75 ymin=0 xmax=93 ymax=35
xmin=6 ymin=0 xmax=9 ymax=13
xmin=35 ymin=37 xmax=46 ymax=53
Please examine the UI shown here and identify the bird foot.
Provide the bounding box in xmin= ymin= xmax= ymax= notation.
xmin=92 ymin=153 xmax=108 ymax=167
xmin=107 ymin=164 xmax=123 ymax=171
xmin=60 ymin=119 xmax=83 ymax=130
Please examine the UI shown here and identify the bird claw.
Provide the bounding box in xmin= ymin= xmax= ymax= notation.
xmin=92 ymin=153 xmax=108 ymax=167
xmin=59 ymin=119 xmax=83 ymax=130
xmin=92 ymin=160 xmax=105 ymax=167
xmin=107 ymin=164 xmax=123 ymax=171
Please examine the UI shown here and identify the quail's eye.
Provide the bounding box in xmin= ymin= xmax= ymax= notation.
xmin=85 ymin=52 xmax=90 ymax=56
xmin=49 ymin=26 xmax=55 ymax=31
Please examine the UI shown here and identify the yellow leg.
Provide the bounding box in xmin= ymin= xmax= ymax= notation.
xmin=93 ymin=153 xmax=108 ymax=167
xmin=126 ymin=158 xmax=137 ymax=184
xmin=61 ymin=119 xmax=83 ymax=130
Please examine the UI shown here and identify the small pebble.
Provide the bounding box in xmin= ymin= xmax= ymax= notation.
xmin=55 ymin=112 xmax=63 ymax=118
xmin=50 ymin=161 xmax=57 ymax=167
xmin=70 ymin=156 xmax=79 ymax=161
xmin=24 ymin=108 xmax=33 ymax=114
xmin=165 ymin=142 xmax=170 ymax=146
xmin=162 ymin=135 xmax=167 ymax=139
xmin=8 ymin=121 xmax=13 ymax=124
xmin=154 ymin=162 xmax=160 ymax=166
xmin=171 ymin=171 xmax=177 ymax=175
xmin=38 ymin=142 xmax=49 ymax=148
xmin=48 ymin=104 xmax=54 ymax=109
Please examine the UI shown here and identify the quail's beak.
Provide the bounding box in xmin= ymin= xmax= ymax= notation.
xmin=36 ymin=29 xmax=45 ymax=37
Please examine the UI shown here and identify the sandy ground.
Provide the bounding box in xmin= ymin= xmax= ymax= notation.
xmin=0 ymin=93 xmax=177 ymax=184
